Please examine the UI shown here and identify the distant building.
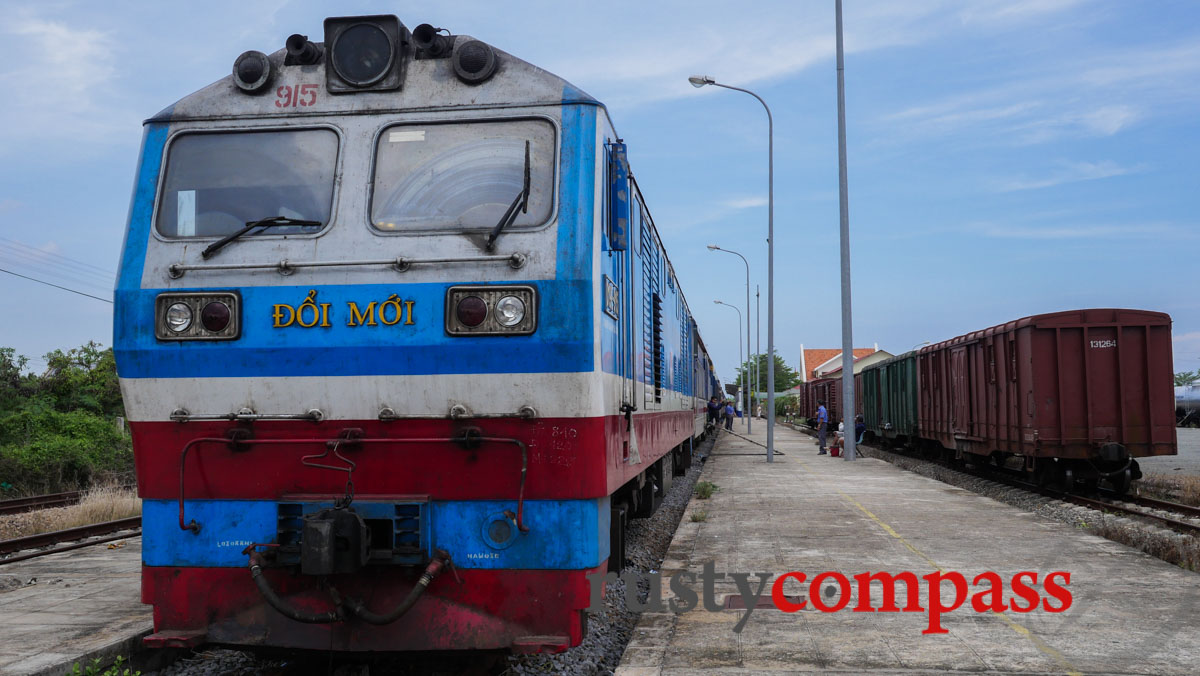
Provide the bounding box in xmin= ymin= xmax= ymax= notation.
xmin=822 ymin=349 xmax=894 ymax=379
xmin=798 ymin=344 xmax=888 ymax=381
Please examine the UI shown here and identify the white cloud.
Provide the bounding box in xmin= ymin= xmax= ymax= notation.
xmin=956 ymin=0 xmax=1090 ymax=25
xmin=540 ymin=0 xmax=1086 ymax=109
xmin=0 ymin=8 xmax=128 ymax=154
xmin=873 ymin=38 xmax=1200 ymax=147
xmin=1078 ymin=105 xmax=1141 ymax=136
xmin=965 ymin=221 xmax=1185 ymax=240
xmin=721 ymin=196 xmax=768 ymax=209
xmin=994 ymin=160 xmax=1144 ymax=192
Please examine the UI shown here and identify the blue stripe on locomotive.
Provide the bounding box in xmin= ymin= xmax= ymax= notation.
xmin=114 ymin=280 xmax=592 ymax=378
xmin=141 ymin=498 xmax=608 ymax=570
xmin=115 ymin=100 xmax=598 ymax=380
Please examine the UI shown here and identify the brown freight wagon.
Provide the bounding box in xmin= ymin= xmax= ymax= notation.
xmin=809 ymin=377 xmax=843 ymax=430
xmin=917 ymin=308 xmax=1175 ymax=493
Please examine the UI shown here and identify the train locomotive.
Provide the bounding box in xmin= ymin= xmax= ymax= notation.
xmin=842 ymin=309 xmax=1176 ymax=493
xmin=114 ymin=15 xmax=718 ymax=653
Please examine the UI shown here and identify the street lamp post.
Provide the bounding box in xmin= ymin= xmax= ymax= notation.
xmin=713 ymin=300 xmax=743 ymax=428
xmin=690 ymin=75 xmax=775 ymax=462
xmin=707 ymin=245 xmax=752 ymax=435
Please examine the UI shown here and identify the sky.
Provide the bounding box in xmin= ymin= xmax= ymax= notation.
xmin=0 ymin=0 xmax=1197 ymax=383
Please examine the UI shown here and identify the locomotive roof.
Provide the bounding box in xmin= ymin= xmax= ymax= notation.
xmin=149 ymin=32 xmax=598 ymax=123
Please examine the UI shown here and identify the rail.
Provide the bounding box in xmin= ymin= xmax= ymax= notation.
xmin=0 ymin=485 xmax=138 ymax=516
xmin=784 ymin=421 xmax=1200 ymax=536
xmin=0 ymin=490 xmax=87 ymax=516
xmin=0 ymin=517 xmax=142 ymax=563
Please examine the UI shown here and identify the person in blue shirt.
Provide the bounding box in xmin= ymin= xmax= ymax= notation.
xmin=706 ymin=396 xmax=721 ymax=428
xmin=816 ymin=399 xmax=829 ymax=455
xmin=724 ymin=400 xmax=735 ymax=430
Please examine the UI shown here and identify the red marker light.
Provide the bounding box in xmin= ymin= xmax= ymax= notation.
xmin=456 ymin=296 xmax=487 ymax=327
xmin=201 ymin=301 xmax=231 ymax=332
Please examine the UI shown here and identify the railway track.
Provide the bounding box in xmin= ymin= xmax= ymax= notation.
xmin=784 ymin=422 xmax=1200 ymax=537
xmin=1012 ymin=480 xmax=1200 ymax=537
xmin=0 ymin=490 xmax=89 ymax=516
xmin=0 ymin=485 xmax=138 ymax=516
xmin=0 ymin=517 xmax=142 ymax=565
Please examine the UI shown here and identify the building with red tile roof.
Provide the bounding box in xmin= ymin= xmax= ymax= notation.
xmin=798 ymin=346 xmax=881 ymax=382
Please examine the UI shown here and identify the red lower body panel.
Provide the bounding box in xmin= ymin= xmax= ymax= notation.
xmin=143 ymin=564 xmax=603 ymax=651
xmin=132 ymin=412 xmax=695 ymax=502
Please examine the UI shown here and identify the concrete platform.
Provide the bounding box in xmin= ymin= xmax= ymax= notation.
xmin=616 ymin=423 xmax=1200 ymax=675
xmin=0 ymin=536 xmax=151 ymax=676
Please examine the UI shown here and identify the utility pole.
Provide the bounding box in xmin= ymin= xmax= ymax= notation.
xmin=836 ymin=0 xmax=856 ymax=461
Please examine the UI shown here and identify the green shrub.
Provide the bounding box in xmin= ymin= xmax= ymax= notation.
xmin=0 ymin=343 xmax=130 ymax=494
xmin=694 ymin=481 xmax=718 ymax=499
xmin=0 ymin=405 xmax=132 ymax=493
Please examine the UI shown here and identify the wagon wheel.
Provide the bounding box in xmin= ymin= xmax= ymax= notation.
xmin=1109 ymin=468 xmax=1132 ymax=496
xmin=991 ymin=452 xmax=1007 ymax=472
xmin=1061 ymin=467 xmax=1076 ymax=492
xmin=1034 ymin=461 xmax=1056 ymax=489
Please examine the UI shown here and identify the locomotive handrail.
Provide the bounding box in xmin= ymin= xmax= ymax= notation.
xmin=166 ymin=252 xmax=528 ymax=278
xmin=171 ymin=409 xmax=324 ymax=422
xmin=177 ymin=434 xmax=530 ymax=534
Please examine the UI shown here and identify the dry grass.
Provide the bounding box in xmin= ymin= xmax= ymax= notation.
xmin=0 ymin=484 xmax=140 ymax=541
xmin=1137 ymin=472 xmax=1200 ymax=507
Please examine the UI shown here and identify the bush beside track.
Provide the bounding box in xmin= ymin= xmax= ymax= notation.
xmin=0 ymin=343 xmax=132 ymax=495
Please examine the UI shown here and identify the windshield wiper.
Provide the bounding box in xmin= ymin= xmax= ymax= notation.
xmin=486 ymin=141 xmax=531 ymax=252
xmin=201 ymin=216 xmax=322 ymax=260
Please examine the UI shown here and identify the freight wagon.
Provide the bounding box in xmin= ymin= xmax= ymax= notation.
xmin=858 ymin=309 xmax=1175 ymax=493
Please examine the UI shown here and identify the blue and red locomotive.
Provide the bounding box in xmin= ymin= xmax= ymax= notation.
xmin=114 ymin=15 xmax=717 ymax=652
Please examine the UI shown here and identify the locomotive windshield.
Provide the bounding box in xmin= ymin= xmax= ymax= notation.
xmin=371 ymin=119 xmax=555 ymax=232
xmin=155 ymin=129 xmax=337 ymax=238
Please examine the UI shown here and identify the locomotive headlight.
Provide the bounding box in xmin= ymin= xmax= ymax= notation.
xmin=156 ymin=292 xmax=240 ymax=341
xmin=495 ymin=296 xmax=525 ymax=327
xmin=445 ymin=286 xmax=536 ymax=336
xmin=456 ymin=296 xmax=487 ymax=327
xmin=331 ymin=23 xmax=393 ymax=86
xmin=323 ymin=15 xmax=406 ymax=93
xmin=165 ymin=303 xmax=193 ymax=333
xmin=201 ymin=301 xmax=232 ymax=332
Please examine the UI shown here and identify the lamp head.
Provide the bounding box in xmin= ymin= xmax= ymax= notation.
xmin=706 ymin=244 xmax=720 ymax=251
xmin=688 ymin=75 xmax=715 ymax=88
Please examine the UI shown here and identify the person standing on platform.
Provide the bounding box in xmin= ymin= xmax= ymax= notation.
xmin=706 ymin=396 xmax=720 ymax=428
xmin=724 ymin=400 xmax=735 ymax=430
xmin=816 ymin=399 xmax=828 ymax=454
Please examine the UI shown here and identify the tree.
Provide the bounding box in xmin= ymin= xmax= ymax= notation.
xmin=38 ymin=342 xmax=124 ymax=417
xmin=1176 ymin=370 xmax=1200 ymax=387
xmin=0 ymin=342 xmax=130 ymax=494
xmin=0 ymin=348 xmax=34 ymax=412
xmin=735 ymin=353 xmax=800 ymax=397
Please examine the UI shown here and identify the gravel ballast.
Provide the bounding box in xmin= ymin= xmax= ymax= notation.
xmin=859 ymin=443 xmax=1200 ymax=571
xmin=506 ymin=435 xmax=712 ymax=676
